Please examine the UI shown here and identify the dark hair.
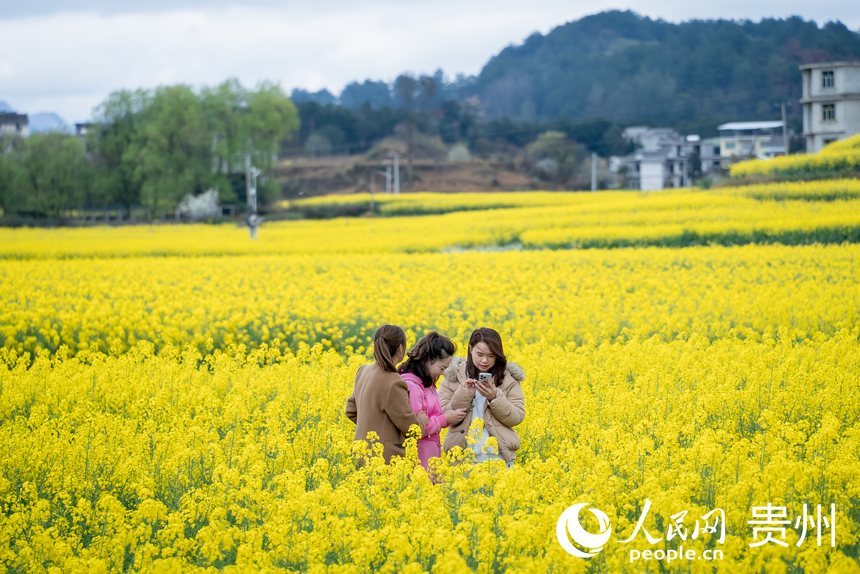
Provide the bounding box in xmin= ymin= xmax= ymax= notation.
xmin=465 ymin=327 xmax=507 ymax=387
xmin=373 ymin=324 xmax=406 ymax=372
xmin=399 ymin=331 xmax=456 ymax=388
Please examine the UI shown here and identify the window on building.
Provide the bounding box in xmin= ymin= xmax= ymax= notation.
xmin=822 ymin=103 xmax=836 ymax=122
xmin=822 ymin=70 xmax=834 ymax=89
xmin=725 ymin=142 xmax=735 ymax=150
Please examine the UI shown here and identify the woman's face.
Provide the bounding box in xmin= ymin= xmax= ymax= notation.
xmin=470 ymin=341 xmax=496 ymax=372
xmin=427 ymin=356 xmax=452 ymax=381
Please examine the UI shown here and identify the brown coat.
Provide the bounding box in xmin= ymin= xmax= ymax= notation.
xmin=438 ymin=358 xmax=525 ymax=462
xmin=345 ymin=363 xmax=426 ymax=462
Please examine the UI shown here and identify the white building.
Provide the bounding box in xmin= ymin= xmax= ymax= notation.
xmin=800 ymin=61 xmax=860 ymax=152
xmin=613 ymin=127 xmax=723 ymax=191
xmin=0 ymin=112 xmax=28 ymax=138
xmin=699 ymin=137 xmax=725 ymax=172
xmin=717 ymin=121 xmax=785 ymax=159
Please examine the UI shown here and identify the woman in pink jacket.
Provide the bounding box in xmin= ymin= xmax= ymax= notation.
xmin=399 ymin=331 xmax=467 ymax=471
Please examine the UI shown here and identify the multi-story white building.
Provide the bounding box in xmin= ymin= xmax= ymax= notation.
xmin=800 ymin=61 xmax=860 ymax=152
xmin=613 ymin=127 xmax=722 ymax=190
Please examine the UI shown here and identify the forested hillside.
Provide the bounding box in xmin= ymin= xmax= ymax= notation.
xmin=475 ymin=11 xmax=860 ymax=131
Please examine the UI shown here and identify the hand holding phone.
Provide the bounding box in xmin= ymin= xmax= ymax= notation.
xmin=477 ymin=372 xmax=497 ymax=399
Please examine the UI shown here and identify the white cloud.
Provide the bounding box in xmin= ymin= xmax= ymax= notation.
xmin=0 ymin=3 xmax=589 ymax=121
xmin=0 ymin=0 xmax=857 ymax=122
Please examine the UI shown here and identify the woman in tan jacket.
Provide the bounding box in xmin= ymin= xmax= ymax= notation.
xmin=439 ymin=327 xmax=525 ymax=465
xmin=345 ymin=325 xmax=428 ymax=462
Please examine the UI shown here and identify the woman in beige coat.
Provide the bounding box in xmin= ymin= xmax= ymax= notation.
xmin=346 ymin=325 xmax=428 ymax=462
xmin=439 ymin=327 xmax=525 ymax=465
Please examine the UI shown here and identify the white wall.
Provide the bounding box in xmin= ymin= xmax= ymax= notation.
xmin=841 ymin=101 xmax=860 ymax=136
xmin=640 ymin=162 xmax=664 ymax=191
xmin=841 ymin=66 xmax=860 ymax=94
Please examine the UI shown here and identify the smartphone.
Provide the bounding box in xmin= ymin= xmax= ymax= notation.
xmin=478 ymin=372 xmax=492 ymax=384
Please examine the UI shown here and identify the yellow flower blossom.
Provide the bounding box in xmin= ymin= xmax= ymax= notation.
xmin=0 ymin=188 xmax=857 ymax=571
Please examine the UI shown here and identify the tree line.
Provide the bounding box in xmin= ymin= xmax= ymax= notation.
xmin=473 ymin=11 xmax=860 ymax=131
xmin=288 ymin=72 xmax=633 ymax=189
xmin=4 ymin=11 xmax=858 ymax=220
xmin=294 ymin=12 xmax=860 ymax=136
xmin=288 ymin=71 xmax=634 ymax=158
xmin=0 ymin=80 xmax=298 ymax=220
xmin=0 ymin=71 xmax=636 ymax=220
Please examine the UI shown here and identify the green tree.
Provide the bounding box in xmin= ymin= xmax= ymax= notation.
xmin=305 ymin=132 xmax=333 ymax=157
xmin=129 ymin=85 xmax=213 ymax=218
xmin=474 ymin=11 xmax=860 ymax=127
xmin=340 ymin=80 xmax=392 ymax=109
xmin=201 ymin=78 xmax=247 ymax=202
xmin=526 ymin=131 xmax=589 ymax=186
xmin=393 ymin=74 xmax=420 ymax=182
xmin=90 ymin=89 xmax=150 ymax=216
xmin=15 ymin=133 xmax=91 ymax=217
xmin=0 ymin=136 xmax=24 ymax=215
xmin=439 ymin=100 xmax=479 ymax=145
xmin=243 ymin=83 xmax=300 ymax=204
xmin=90 ymin=81 xmax=299 ymax=219
xmin=244 ymin=82 xmax=300 ymax=171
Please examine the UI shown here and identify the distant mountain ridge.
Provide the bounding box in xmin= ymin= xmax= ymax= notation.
xmin=472 ymin=11 xmax=860 ymax=131
xmin=300 ymin=11 xmax=860 ymax=134
xmin=0 ymin=101 xmax=71 ymax=134
xmin=28 ymin=113 xmax=71 ymax=134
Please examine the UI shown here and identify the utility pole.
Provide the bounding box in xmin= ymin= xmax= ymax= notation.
xmin=591 ymin=152 xmax=597 ymax=191
xmin=245 ymin=154 xmax=260 ymax=239
xmin=385 ymin=163 xmax=392 ymax=195
xmin=781 ymin=102 xmax=790 ymax=155
xmin=392 ymin=152 xmax=400 ymax=195
xmin=369 ymin=170 xmax=375 ymax=213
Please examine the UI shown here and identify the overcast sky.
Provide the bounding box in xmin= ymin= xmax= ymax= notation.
xmin=1 ymin=0 xmax=857 ymax=123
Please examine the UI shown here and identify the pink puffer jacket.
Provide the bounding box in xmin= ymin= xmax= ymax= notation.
xmin=401 ymin=372 xmax=448 ymax=469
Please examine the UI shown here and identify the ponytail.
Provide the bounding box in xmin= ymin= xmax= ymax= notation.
xmin=373 ymin=324 xmax=406 ymax=372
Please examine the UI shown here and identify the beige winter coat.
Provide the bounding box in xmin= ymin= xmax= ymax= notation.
xmin=345 ymin=363 xmax=427 ymax=462
xmin=438 ymin=358 xmax=525 ymax=462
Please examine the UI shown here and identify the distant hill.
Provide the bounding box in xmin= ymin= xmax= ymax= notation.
xmin=473 ymin=11 xmax=860 ymax=132
xmin=300 ymin=12 xmax=860 ymax=136
xmin=28 ymin=112 xmax=71 ymax=134
xmin=0 ymin=103 xmax=71 ymax=133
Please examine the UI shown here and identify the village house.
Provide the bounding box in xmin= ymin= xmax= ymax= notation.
xmin=800 ymin=61 xmax=860 ymax=152
xmin=612 ymin=127 xmax=723 ymax=191
xmin=0 ymin=112 xmax=29 ymax=138
xmin=717 ymin=121 xmax=786 ymax=159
